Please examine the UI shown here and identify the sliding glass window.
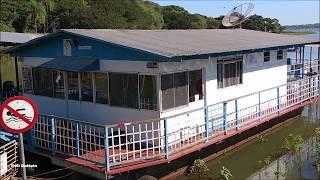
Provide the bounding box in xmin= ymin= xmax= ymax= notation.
xmin=95 ymin=72 xmax=109 ymax=104
xmin=33 ymin=68 xmax=53 ymax=97
xmin=22 ymin=67 xmax=33 ymax=94
xmin=109 ymin=73 xmax=138 ymax=108
xmin=53 ymin=70 xmax=65 ymax=99
xmin=67 ymin=72 xmax=79 ymax=100
xmin=139 ymin=75 xmax=157 ymax=110
xmin=80 ymin=72 xmax=93 ymax=102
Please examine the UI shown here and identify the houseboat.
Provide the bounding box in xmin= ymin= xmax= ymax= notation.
xmin=2 ymin=29 xmax=320 ymax=179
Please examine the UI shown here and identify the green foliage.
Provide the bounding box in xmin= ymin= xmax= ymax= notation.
xmin=220 ymin=166 xmax=232 ymax=180
xmin=0 ymin=0 xmax=283 ymax=33
xmin=283 ymin=133 xmax=304 ymax=153
xmin=188 ymin=159 xmax=210 ymax=179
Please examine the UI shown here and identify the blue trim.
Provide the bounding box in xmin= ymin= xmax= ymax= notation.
xmin=164 ymin=118 xmax=169 ymax=159
xmin=104 ymin=127 xmax=110 ymax=170
xmin=51 ymin=117 xmax=56 ymax=156
xmin=76 ymin=122 xmax=80 ymax=157
xmin=172 ymin=44 xmax=305 ymax=61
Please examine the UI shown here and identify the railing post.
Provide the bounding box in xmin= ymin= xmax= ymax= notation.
xmin=50 ymin=116 xmax=56 ymax=156
xmin=300 ymin=79 xmax=304 ymax=104
xmin=235 ymin=99 xmax=239 ymax=130
xmin=76 ymin=122 xmax=80 ymax=157
xmin=30 ymin=127 xmax=35 ymax=148
xmin=104 ymin=126 xmax=110 ymax=171
xmin=223 ymin=102 xmax=227 ymax=134
xmin=277 ymin=87 xmax=280 ymax=112
xmin=204 ymin=106 xmax=209 ymax=141
xmin=258 ymin=92 xmax=261 ymax=120
xmin=164 ymin=118 xmax=169 ymax=159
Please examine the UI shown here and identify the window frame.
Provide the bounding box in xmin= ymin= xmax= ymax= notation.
xmin=264 ymin=51 xmax=271 ymax=62
xmin=22 ymin=67 xmax=33 ymax=94
xmin=217 ymin=59 xmax=243 ymax=89
xmin=277 ymin=50 xmax=283 ymax=60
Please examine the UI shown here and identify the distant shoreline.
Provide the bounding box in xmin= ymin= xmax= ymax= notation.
xmin=281 ymin=31 xmax=317 ymax=35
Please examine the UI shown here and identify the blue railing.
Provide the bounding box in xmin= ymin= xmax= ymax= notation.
xmin=21 ymin=74 xmax=320 ymax=171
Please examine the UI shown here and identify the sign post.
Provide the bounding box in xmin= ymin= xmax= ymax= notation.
xmin=0 ymin=96 xmax=38 ymax=180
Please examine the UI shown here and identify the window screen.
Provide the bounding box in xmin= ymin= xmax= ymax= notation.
xmin=33 ymin=68 xmax=53 ymax=97
xmin=95 ymin=73 xmax=109 ymax=104
xmin=22 ymin=67 xmax=33 ymax=93
xmin=189 ymin=70 xmax=203 ymax=102
xmin=80 ymin=72 xmax=93 ymax=102
xmin=139 ymin=75 xmax=157 ymax=110
xmin=277 ymin=50 xmax=283 ymax=60
xmin=174 ymin=72 xmax=188 ymax=107
xmin=161 ymin=72 xmax=188 ymax=110
xmin=53 ymin=70 xmax=65 ymax=99
xmin=67 ymin=72 xmax=79 ymax=100
xmin=264 ymin=52 xmax=270 ymax=62
xmin=109 ymin=73 xmax=138 ymax=108
xmin=217 ymin=60 xmax=243 ymax=88
xmin=161 ymin=74 xmax=174 ymax=110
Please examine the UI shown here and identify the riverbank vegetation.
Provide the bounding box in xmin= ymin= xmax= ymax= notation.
xmin=0 ymin=0 xmax=284 ymax=33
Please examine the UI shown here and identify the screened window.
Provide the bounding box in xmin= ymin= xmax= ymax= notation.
xmin=95 ymin=73 xmax=109 ymax=104
xmin=53 ymin=70 xmax=65 ymax=99
xmin=109 ymin=73 xmax=138 ymax=108
xmin=80 ymin=72 xmax=93 ymax=102
xmin=189 ymin=70 xmax=203 ymax=102
xmin=264 ymin=52 xmax=270 ymax=62
xmin=161 ymin=72 xmax=188 ymax=110
xmin=139 ymin=75 xmax=157 ymax=110
xmin=33 ymin=68 xmax=53 ymax=97
xmin=277 ymin=50 xmax=283 ymax=60
xmin=217 ymin=61 xmax=243 ymax=88
xmin=67 ymin=72 xmax=79 ymax=100
xmin=22 ymin=67 xmax=33 ymax=93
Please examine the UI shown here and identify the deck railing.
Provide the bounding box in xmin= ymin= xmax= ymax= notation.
xmin=22 ymin=74 xmax=320 ymax=171
xmin=0 ymin=140 xmax=18 ymax=179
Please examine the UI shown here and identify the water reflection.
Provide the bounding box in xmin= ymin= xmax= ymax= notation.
xmin=248 ymin=137 xmax=319 ymax=180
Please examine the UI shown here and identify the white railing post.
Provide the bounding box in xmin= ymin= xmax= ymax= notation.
xmin=104 ymin=126 xmax=110 ymax=171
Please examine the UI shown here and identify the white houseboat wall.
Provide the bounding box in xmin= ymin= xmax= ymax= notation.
xmin=2 ymin=29 xmax=319 ymax=176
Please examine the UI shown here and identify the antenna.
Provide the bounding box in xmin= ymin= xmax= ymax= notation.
xmin=222 ymin=3 xmax=255 ymax=28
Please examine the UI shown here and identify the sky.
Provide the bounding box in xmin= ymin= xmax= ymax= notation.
xmin=152 ymin=0 xmax=320 ymax=25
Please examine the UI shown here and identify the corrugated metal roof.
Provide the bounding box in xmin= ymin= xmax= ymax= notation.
xmin=62 ymin=29 xmax=319 ymax=57
xmin=0 ymin=31 xmax=43 ymax=44
xmin=38 ymin=56 xmax=99 ymax=72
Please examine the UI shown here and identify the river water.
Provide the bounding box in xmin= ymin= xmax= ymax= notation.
xmin=178 ymin=103 xmax=320 ymax=180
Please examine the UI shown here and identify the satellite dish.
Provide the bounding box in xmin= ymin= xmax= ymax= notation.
xmin=222 ymin=3 xmax=255 ymax=28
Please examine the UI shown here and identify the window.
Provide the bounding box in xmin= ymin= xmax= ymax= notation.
xmin=264 ymin=52 xmax=270 ymax=62
xmin=189 ymin=70 xmax=203 ymax=102
xmin=63 ymin=39 xmax=72 ymax=56
xmin=80 ymin=72 xmax=93 ymax=102
xmin=277 ymin=50 xmax=283 ymax=60
xmin=67 ymin=72 xmax=79 ymax=100
xmin=139 ymin=75 xmax=157 ymax=110
xmin=109 ymin=73 xmax=138 ymax=108
xmin=95 ymin=73 xmax=109 ymax=104
xmin=161 ymin=72 xmax=188 ymax=110
xmin=53 ymin=70 xmax=65 ymax=99
xmin=22 ymin=67 xmax=33 ymax=93
xmin=217 ymin=60 xmax=243 ymax=88
xmin=33 ymin=68 xmax=53 ymax=97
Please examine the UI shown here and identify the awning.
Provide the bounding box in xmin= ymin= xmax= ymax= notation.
xmin=39 ymin=56 xmax=99 ymax=72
